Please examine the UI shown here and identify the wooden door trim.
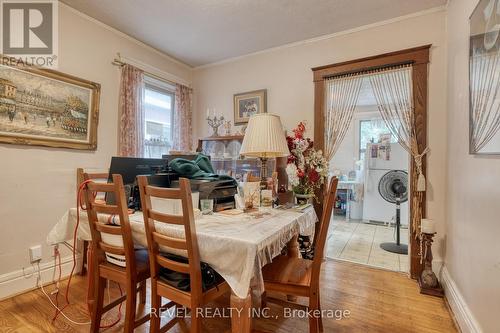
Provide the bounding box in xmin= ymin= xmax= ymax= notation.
xmin=312 ymin=44 xmax=430 ymax=279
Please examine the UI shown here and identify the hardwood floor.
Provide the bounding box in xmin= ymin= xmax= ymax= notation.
xmin=0 ymin=260 xmax=457 ymax=332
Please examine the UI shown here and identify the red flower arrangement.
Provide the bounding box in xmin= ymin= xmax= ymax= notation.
xmin=285 ymin=122 xmax=328 ymax=196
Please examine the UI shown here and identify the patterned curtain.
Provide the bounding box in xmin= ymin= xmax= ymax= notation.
xmin=118 ymin=64 xmax=144 ymax=157
xmin=324 ymin=74 xmax=364 ymax=161
xmin=173 ymin=83 xmax=193 ymax=151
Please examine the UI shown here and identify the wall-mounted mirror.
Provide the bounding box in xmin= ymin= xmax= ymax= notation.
xmin=469 ymin=0 xmax=500 ymax=154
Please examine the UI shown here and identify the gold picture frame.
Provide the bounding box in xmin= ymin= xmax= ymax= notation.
xmin=233 ymin=89 xmax=267 ymax=125
xmin=0 ymin=57 xmax=100 ymax=150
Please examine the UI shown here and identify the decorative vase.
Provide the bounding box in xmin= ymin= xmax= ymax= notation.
xmin=418 ymin=232 xmax=444 ymax=297
xmin=294 ymin=193 xmax=314 ymax=205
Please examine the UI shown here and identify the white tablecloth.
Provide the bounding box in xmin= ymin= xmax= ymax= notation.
xmin=47 ymin=207 xmax=317 ymax=298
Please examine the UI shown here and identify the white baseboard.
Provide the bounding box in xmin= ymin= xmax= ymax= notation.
xmin=0 ymin=254 xmax=82 ymax=301
xmin=440 ymin=266 xmax=482 ymax=333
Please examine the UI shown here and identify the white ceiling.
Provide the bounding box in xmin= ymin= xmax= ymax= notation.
xmin=62 ymin=0 xmax=446 ymax=67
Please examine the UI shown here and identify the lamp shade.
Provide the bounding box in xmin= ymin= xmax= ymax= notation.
xmin=240 ymin=113 xmax=289 ymax=158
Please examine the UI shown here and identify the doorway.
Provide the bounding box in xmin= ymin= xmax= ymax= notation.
xmin=325 ymin=79 xmax=410 ymax=272
xmin=312 ymin=45 xmax=430 ymax=279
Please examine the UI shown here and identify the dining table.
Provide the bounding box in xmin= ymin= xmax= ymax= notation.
xmin=47 ymin=205 xmax=318 ymax=332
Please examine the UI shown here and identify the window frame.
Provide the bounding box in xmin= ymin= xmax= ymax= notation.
xmin=143 ymin=75 xmax=175 ymax=157
xmin=357 ymin=117 xmax=398 ymax=160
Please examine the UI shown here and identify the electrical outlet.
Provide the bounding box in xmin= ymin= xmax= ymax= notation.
xmin=29 ymin=245 xmax=42 ymax=263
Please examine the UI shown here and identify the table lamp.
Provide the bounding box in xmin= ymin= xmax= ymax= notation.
xmin=240 ymin=114 xmax=290 ymax=186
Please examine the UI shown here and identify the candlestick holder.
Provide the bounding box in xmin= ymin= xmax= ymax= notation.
xmin=418 ymin=232 xmax=444 ymax=297
xmin=206 ymin=115 xmax=225 ymax=137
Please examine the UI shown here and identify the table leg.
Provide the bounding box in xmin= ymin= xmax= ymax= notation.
xmin=230 ymin=289 xmax=251 ymax=333
xmin=286 ymin=235 xmax=299 ymax=302
xmin=79 ymin=240 xmax=88 ymax=276
xmin=287 ymin=234 xmax=300 ymax=258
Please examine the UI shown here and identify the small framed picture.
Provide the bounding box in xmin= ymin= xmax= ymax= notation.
xmin=243 ymin=182 xmax=261 ymax=208
xmin=233 ymin=89 xmax=267 ymax=125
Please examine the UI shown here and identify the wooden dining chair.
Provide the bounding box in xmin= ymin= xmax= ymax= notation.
xmin=137 ymin=176 xmax=230 ymax=333
xmin=261 ymin=177 xmax=339 ymax=333
xmin=77 ymin=168 xmax=109 ymax=276
xmin=83 ymin=173 xmax=150 ymax=333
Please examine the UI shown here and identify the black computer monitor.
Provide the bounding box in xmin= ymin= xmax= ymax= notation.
xmin=162 ymin=154 xmax=209 ymax=164
xmin=107 ymin=156 xmax=166 ymax=185
xmin=106 ymin=156 xmax=174 ymax=206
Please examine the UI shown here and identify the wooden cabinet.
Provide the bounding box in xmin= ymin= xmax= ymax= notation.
xmin=196 ymin=136 xmax=276 ymax=181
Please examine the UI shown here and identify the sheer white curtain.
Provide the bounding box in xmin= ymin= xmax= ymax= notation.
xmin=470 ymin=51 xmax=500 ymax=152
xmin=368 ymin=65 xmax=429 ymax=191
xmin=324 ymin=74 xmax=364 ymax=161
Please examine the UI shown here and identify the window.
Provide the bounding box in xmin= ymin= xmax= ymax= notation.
xmin=143 ymin=78 xmax=175 ymax=158
xmin=358 ymin=119 xmax=397 ymax=159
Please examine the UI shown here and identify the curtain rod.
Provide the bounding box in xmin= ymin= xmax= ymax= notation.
xmin=111 ymin=53 xmax=191 ymax=88
xmin=325 ymin=62 xmax=413 ymax=81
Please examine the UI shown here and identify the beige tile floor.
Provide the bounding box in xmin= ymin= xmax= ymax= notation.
xmin=326 ymin=217 xmax=409 ymax=272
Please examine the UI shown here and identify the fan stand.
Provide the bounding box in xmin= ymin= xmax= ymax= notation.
xmin=380 ymin=197 xmax=408 ymax=254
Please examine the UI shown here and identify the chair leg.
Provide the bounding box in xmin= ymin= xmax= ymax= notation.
xmin=190 ymin=303 xmax=202 ymax=333
xmin=317 ymin=290 xmax=323 ymax=333
xmin=90 ymin=277 xmax=106 ymax=333
xmin=124 ymin=280 xmax=138 ymax=333
xmin=308 ymin=294 xmax=320 ymax=333
xmin=139 ymin=280 xmax=147 ymax=305
xmin=150 ymin=281 xmax=161 ymax=333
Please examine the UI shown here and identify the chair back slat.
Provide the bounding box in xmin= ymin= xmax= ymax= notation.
xmin=149 ymin=209 xmax=185 ymax=225
xmin=83 ymin=173 xmax=137 ymax=273
xmin=99 ymin=242 xmax=126 ymax=256
xmin=156 ymin=255 xmax=191 ymax=274
xmin=145 ymin=186 xmax=182 ymax=200
xmin=153 ymin=232 xmax=188 ymax=250
xmin=138 ymin=176 xmax=203 ymax=294
xmin=77 ymin=168 xmax=108 ymax=193
xmin=94 ymin=223 xmax=122 ymax=235
xmin=87 ymin=182 xmax=116 ymax=193
xmin=312 ymin=178 xmax=339 ymax=277
xmin=92 ymin=203 xmax=120 ymax=215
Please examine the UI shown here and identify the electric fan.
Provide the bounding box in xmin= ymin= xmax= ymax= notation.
xmin=378 ymin=170 xmax=408 ymax=254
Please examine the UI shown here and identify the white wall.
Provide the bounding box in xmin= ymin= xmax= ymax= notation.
xmin=193 ymin=9 xmax=448 ymax=262
xmin=445 ymin=0 xmax=500 ymax=332
xmin=0 ymin=3 xmax=192 ymax=295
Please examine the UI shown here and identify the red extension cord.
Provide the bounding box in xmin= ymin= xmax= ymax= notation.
xmin=50 ymin=180 xmax=123 ymax=328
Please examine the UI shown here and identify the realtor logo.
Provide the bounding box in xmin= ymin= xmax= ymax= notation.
xmin=0 ymin=0 xmax=58 ymax=67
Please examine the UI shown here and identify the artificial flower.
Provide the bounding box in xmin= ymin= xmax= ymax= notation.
xmin=285 ymin=122 xmax=329 ymax=197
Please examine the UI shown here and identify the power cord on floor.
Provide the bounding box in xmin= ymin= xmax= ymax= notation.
xmin=35 ymin=261 xmax=91 ymax=325
xmin=37 ymin=179 xmax=124 ymax=328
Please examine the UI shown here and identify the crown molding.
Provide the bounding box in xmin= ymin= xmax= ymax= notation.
xmin=195 ymin=5 xmax=446 ymax=70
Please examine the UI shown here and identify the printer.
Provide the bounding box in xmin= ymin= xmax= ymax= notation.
xmin=171 ymin=178 xmax=237 ymax=211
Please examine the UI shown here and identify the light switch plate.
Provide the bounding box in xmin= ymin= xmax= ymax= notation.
xmin=29 ymin=245 xmax=42 ymax=263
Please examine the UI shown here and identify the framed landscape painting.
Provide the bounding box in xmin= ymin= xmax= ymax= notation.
xmin=233 ymin=89 xmax=267 ymax=125
xmin=0 ymin=58 xmax=100 ymax=150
